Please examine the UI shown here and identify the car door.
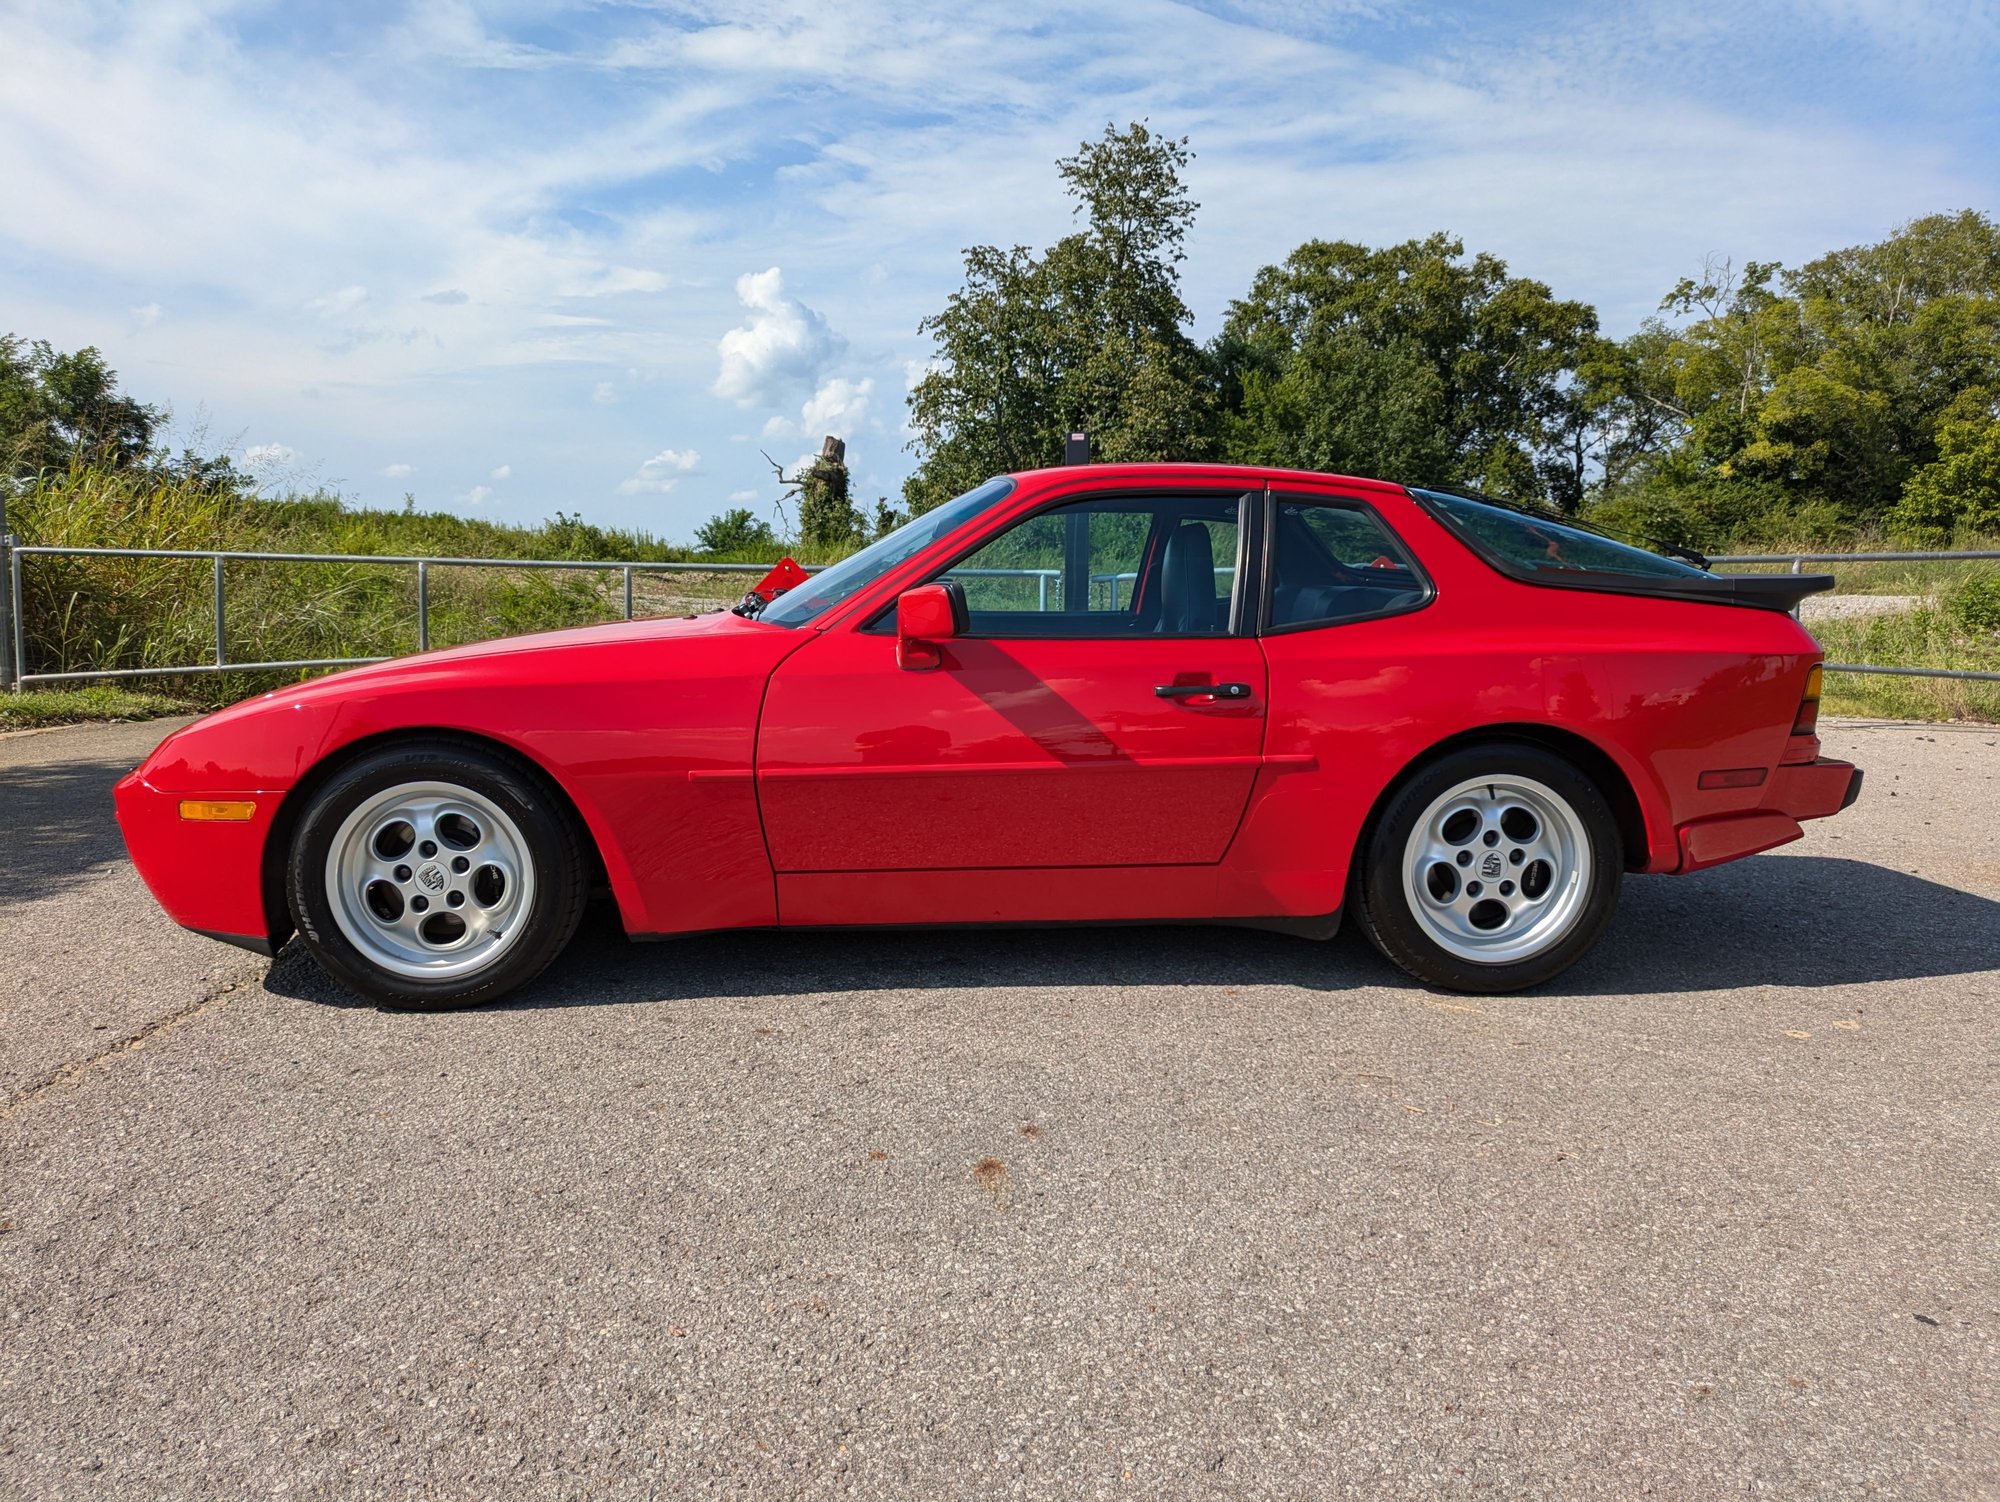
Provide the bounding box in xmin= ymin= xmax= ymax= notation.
xmin=755 ymin=489 xmax=1268 ymax=873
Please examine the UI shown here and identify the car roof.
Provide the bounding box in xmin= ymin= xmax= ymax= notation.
xmin=1005 ymin=461 xmax=1408 ymax=496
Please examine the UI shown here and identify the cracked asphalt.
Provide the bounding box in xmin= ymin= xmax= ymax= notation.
xmin=2 ymin=715 xmax=1996 ymax=1500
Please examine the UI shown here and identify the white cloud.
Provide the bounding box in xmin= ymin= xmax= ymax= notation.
xmin=306 ymin=285 xmax=369 ymax=319
xmin=712 ymin=267 xmax=844 ymax=408
xmin=131 ymin=301 xmax=163 ymax=327
xmin=763 ymin=375 xmax=876 ymax=442
xmin=801 ymin=375 xmax=873 ymax=435
xmin=727 ymin=488 xmax=758 ymax=502
xmin=489 ymin=464 xmax=511 ymax=480
xmin=382 ymin=462 xmax=414 ymax=478
xmin=591 ymin=381 xmax=618 ymax=404
xmin=460 ymin=485 xmax=493 ymax=506
xmin=617 ymin=446 xmax=702 ymax=495
xmin=241 ymin=442 xmax=297 ymax=470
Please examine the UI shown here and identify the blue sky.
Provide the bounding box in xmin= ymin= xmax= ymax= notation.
xmin=3 ymin=0 xmax=1996 ymax=541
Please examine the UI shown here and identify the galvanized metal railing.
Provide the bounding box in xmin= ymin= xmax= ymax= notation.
xmin=0 ymin=537 xmax=1995 ymax=689
xmin=1706 ymin=550 xmax=2000 ymax=683
xmin=2 ymin=544 xmax=818 ymax=689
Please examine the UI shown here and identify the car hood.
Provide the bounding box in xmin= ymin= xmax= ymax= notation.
xmin=300 ymin=606 xmax=771 ymax=690
xmin=156 ymin=608 xmax=790 ymax=750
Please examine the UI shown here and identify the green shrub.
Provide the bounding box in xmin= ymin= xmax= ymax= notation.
xmin=1946 ymin=574 xmax=2000 ymax=634
xmin=1889 ymin=419 xmax=2000 ymax=545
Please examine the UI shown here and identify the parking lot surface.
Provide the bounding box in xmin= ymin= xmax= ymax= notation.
xmin=3 ymin=716 xmax=1996 ymax=1499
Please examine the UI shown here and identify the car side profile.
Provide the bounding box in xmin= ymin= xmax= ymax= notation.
xmin=116 ymin=463 xmax=1861 ymax=1007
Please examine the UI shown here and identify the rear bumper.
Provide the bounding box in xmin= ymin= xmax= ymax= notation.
xmin=1674 ymin=758 xmax=1861 ymax=874
xmin=115 ymin=771 xmax=281 ymax=950
xmin=1772 ymin=757 xmax=1863 ymax=820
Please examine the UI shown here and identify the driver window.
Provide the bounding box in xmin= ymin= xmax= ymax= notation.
xmin=939 ymin=495 xmax=1242 ymax=638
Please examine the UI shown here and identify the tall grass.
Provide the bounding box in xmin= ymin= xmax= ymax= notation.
xmin=1810 ymin=586 xmax=2000 ymax=723
xmin=7 ymin=463 xmax=801 ymax=705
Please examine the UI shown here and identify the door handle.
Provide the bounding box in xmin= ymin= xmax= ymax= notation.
xmin=1155 ymin=682 xmax=1253 ymax=700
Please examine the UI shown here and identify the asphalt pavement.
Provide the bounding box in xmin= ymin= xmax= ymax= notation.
xmin=2 ymin=715 xmax=1995 ymax=1500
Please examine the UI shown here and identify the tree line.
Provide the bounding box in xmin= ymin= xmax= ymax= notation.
xmin=897 ymin=123 xmax=2000 ymax=550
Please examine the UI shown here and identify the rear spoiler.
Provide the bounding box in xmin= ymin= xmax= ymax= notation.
xmin=1645 ymin=571 xmax=1837 ymax=613
xmin=1419 ymin=561 xmax=1836 ymax=614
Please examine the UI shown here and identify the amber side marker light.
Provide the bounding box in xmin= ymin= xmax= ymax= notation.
xmin=1698 ymin=768 xmax=1768 ymax=790
xmin=1793 ymin=663 xmax=1824 ymax=736
xmin=179 ymin=799 xmax=257 ymax=822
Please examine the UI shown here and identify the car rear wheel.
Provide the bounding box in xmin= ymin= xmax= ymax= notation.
xmin=287 ymin=740 xmax=587 ymax=1009
xmin=1356 ymin=743 xmax=1622 ymax=993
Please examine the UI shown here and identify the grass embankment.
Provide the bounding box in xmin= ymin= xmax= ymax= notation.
xmin=0 ymin=685 xmax=192 ymax=731
xmin=1811 ymin=596 xmax=2000 ymax=722
xmin=8 ymin=463 xmax=810 ymax=714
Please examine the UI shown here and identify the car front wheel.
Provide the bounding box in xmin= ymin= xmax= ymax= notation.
xmin=1356 ymin=743 xmax=1623 ymax=993
xmin=287 ymin=740 xmax=587 ymax=1008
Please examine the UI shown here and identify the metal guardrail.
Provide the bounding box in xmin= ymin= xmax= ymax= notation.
xmin=3 ymin=544 xmax=822 ymax=689
xmin=1705 ymin=550 xmax=2000 ymax=683
xmin=1709 ymin=550 xmax=2000 ymax=565
xmin=0 ymin=540 xmax=1994 ymax=688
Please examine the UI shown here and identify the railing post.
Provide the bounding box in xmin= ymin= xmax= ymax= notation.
xmin=213 ymin=553 xmax=226 ymax=667
xmin=1037 ymin=572 xmax=1048 ymax=612
xmin=623 ymin=566 xmax=634 ymax=620
xmin=417 ymin=560 xmax=430 ymax=652
xmin=0 ymin=493 xmax=16 ymax=692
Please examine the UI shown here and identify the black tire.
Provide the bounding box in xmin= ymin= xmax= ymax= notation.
xmin=1354 ymin=742 xmax=1623 ymax=994
xmin=287 ymin=739 xmax=588 ymax=1009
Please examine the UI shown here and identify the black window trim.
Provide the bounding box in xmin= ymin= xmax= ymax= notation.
xmin=860 ymin=486 xmax=1262 ymax=640
xmin=1257 ymin=489 xmax=1437 ymax=637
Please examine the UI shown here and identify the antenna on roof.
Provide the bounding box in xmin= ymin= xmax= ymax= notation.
xmin=1064 ymin=431 xmax=1090 ymax=466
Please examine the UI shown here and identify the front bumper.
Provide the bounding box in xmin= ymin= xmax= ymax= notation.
xmin=1674 ymin=757 xmax=1861 ymax=873
xmin=115 ymin=771 xmax=283 ymax=950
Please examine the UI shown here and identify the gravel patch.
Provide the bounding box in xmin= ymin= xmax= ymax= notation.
xmin=1800 ymin=592 xmax=1923 ymax=622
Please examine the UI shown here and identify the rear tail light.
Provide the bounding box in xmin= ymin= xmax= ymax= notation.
xmin=1792 ymin=663 xmax=1823 ymax=736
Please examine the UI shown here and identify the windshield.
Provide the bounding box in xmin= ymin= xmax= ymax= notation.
xmin=759 ymin=477 xmax=1017 ymax=627
xmin=1412 ymin=488 xmax=1710 ymax=580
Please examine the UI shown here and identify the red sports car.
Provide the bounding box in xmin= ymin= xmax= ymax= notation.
xmin=116 ymin=464 xmax=1860 ymax=1007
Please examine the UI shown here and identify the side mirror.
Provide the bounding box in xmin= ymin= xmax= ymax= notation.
xmin=896 ymin=582 xmax=966 ymax=671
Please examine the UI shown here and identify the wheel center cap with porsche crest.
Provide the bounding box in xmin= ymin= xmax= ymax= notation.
xmin=1479 ymin=851 xmax=1504 ymax=879
xmin=417 ymin=863 xmax=447 ymax=893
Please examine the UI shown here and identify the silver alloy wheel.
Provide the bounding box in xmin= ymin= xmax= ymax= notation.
xmin=1399 ymin=773 xmax=1593 ymax=965
xmin=323 ymin=780 xmax=536 ymax=982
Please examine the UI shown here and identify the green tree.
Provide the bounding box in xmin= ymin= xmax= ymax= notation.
xmin=1594 ymin=212 xmax=2000 ymax=539
xmin=1889 ymin=418 xmax=2000 ymax=542
xmin=904 ymin=122 xmax=1214 ymax=512
xmin=693 ymin=507 xmax=778 ymax=556
xmin=869 ymin=498 xmax=905 ymax=538
xmin=1 ymin=335 xmax=160 ymax=477
xmin=1212 ymin=235 xmax=1600 ymax=507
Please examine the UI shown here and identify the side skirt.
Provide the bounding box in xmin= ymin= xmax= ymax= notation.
xmin=628 ymin=908 xmax=1343 ymax=942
